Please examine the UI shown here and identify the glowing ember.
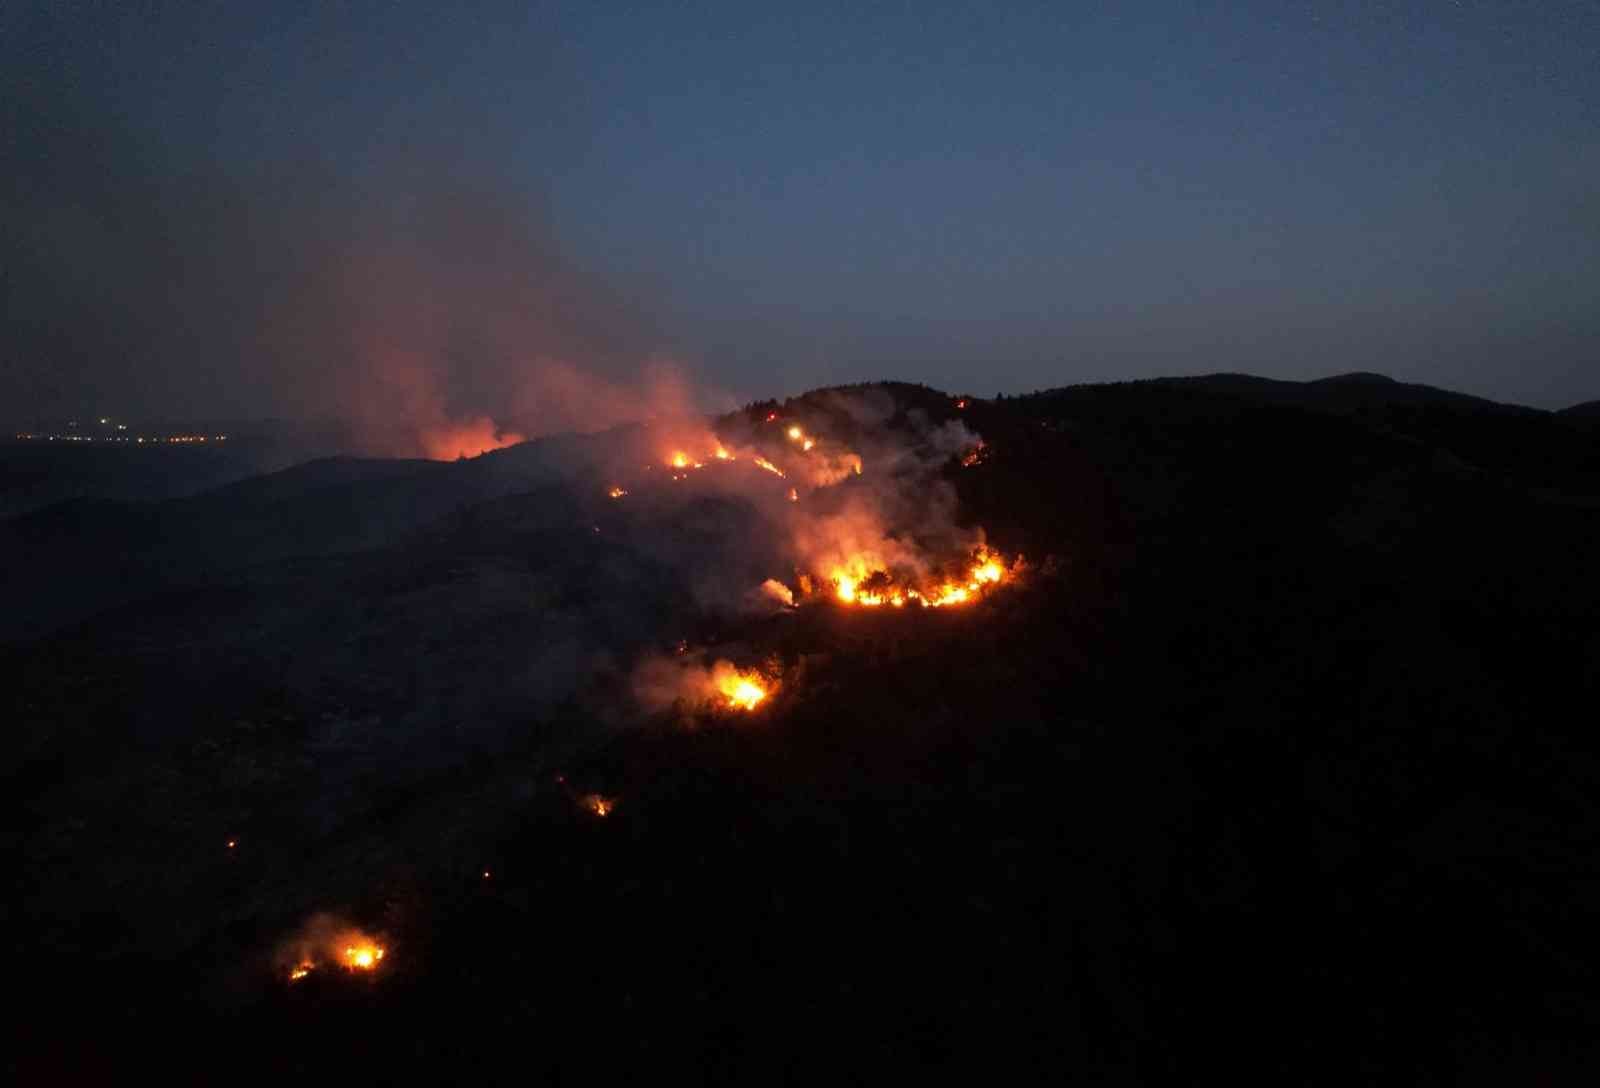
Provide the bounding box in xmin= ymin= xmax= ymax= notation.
xmin=754 ymin=457 xmax=785 ymax=478
xmin=580 ymin=793 xmax=616 ymax=817
xmin=226 ymin=839 xmax=236 ymax=849
xmin=607 ymin=486 xmax=627 ymax=498
xmin=289 ymin=962 xmax=315 ymax=982
xmin=787 ymin=425 xmax=803 ymax=441
xmin=787 ymin=487 xmax=799 ymax=502
xmin=802 ymin=438 xmax=815 ymax=451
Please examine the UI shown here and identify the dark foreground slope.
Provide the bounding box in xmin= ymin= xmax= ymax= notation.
xmin=8 ymin=377 xmax=1600 ymax=1083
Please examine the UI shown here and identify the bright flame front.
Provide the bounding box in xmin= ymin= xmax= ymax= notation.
xmin=344 ymin=944 xmax=385 ymax=970
xmin=729 ymin=675 xmax=771 ymax=710
xmin=284 ymin=926 xmax=387 ymax=983
xmin=818 ymin=550 xmax=1012 ymax=610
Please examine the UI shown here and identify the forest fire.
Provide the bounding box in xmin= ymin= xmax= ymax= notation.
xmin=280 ymin=920 xmax=388 ymax=983
xmin=819 ymin=550 xmax=1014 ymax=609
xmin=785 ymin=424 xmax=817 ymax=452
xmin=627 ymin=401 xmax=1012 ymax=634
xmin=720 ymin=672 xmax=768 ymax=710
xmin=607 ymin=486 xmax=627 ymax=498
xmin=343 ymin=943 xmax=385 ymax=971
xmin=656 ymin=440 xmax=742 ymax=477
xmin=633 ymin=654 xmax=777 ymax=716
xmin=637 ymin=422 xmax=871 ymax=495
xmin=579 ymin=793 xmax=616 ymax=817
xmin=709 ymin=660 xmax=773 ymax=710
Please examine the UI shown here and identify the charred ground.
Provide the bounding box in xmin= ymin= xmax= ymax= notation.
xmin=7 ymin=376 xmax=1600 ymax=1082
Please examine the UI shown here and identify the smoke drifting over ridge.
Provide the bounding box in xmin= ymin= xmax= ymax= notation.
xmin=261 ymin=178 xmax=706 ymax=458
xmin=4 ymin=144 xmax=704 ymax=456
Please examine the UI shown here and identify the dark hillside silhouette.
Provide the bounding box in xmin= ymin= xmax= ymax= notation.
xmin=7 ymin=375 xmax=1600 ymax=1083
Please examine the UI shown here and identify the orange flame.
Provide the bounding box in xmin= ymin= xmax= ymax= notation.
xmin=720 ymin=674 xmax=767 ymax=710
xmin=343 ymin=943 xmax=385 ymax=970
xmin=283 ymin=925 xmax=387 ymax=982
xmin=607 ymin=486 xmax=627 ymax=498
xmin=754 ymin=457 xmax=785 ymax=478
xmin=708 ymin=660 xmax=772 ymax=710
xmin=821 ymin=550 xmax=1011 ymax=610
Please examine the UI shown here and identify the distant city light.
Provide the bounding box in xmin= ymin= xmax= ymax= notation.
xmin=14 ymin=429 xmax=228 ymax=445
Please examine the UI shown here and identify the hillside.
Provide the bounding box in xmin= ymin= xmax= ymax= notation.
xmin=8 ymin=377 xmax=1600 ymax=1082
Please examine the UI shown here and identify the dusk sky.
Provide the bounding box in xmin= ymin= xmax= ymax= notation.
xmin=5 ymin=1 xmax=1597 ymax=426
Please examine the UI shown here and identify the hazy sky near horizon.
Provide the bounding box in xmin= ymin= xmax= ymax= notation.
xmin=4 ymin=1 xmax=1597 ymax=424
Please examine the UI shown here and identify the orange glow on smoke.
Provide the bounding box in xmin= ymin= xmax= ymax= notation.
xmin=421 ymin=418 xmax=525 ymax=461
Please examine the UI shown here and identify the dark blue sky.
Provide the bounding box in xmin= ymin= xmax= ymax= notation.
xmin=5 ymin=1 xmax=1597 ymax=422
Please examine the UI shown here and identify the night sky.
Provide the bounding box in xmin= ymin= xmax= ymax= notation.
xmin=5 ymin=1 xmax=1597 ymax=428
